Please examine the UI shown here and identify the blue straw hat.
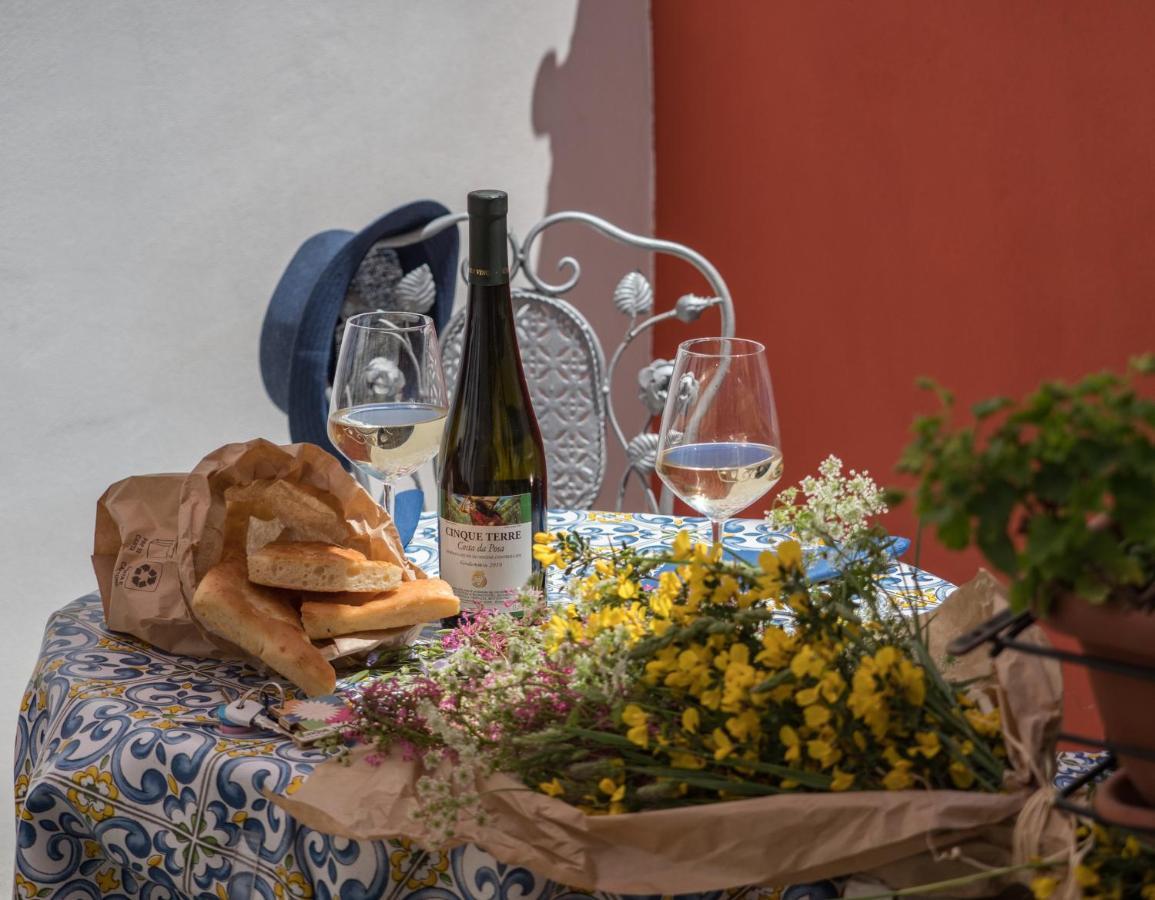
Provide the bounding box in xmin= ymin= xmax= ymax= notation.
xmin=259 ymin=200 xmax=459 ymax=546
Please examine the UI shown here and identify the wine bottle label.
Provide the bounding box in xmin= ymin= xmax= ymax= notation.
xmin=438 ymin=492 xmax=533 ymax=612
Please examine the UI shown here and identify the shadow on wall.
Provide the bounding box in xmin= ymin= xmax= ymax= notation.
xmin=530 ymin=0 xmax=655 ymax=512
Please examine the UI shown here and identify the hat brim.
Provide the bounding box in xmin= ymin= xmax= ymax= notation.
xmin=261 ymin=229 xmax=353 ymax=414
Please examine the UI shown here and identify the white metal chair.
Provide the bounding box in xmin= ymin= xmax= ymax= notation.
xmin=350 ymin=211 xmax=735 ymax=512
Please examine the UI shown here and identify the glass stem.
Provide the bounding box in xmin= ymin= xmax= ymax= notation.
xmin=381 ymin=478 xmax=397 ymax=523
xmin=711 ymin=518 xmax=724 ymax=549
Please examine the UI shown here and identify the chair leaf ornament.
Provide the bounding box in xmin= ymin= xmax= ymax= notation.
xmin=613 ymin=271 xmax=655 ymax=316
xmin=394 ymin=264 xmax=437 ymax=314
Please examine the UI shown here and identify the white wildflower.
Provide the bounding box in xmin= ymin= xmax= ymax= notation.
xmin=766 ymin=454 xmax=887 ymax=544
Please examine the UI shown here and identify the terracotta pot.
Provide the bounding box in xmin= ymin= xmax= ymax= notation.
xmin=1093 ymin=769 xmax=1155 ymax=832
xmin=1046 ymin=596 xmax=1155 ymax=807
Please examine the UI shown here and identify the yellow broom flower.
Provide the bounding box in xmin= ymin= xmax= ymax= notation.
xmin=621 ymin=704 xmax=649 ymax=748
xmin=539 ymin=778 xmax=565 ymax=797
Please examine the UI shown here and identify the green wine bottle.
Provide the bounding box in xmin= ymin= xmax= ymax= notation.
xmin=438 ymin=190 xmax=548 ymax=617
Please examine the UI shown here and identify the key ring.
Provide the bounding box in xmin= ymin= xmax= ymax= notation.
xmin=235 ymin=681 xmax=286 ymax=713
xmin=257 ymin=682 xmax=286 ymax=712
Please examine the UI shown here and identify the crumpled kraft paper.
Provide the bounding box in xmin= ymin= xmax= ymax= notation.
xmin=273 ymin=572 xmax=1079 ymax=896
xmin=92 ymin=438 xmax=423 ymax=662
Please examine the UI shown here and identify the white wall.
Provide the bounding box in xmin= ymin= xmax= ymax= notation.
xmin=0 ymin=0 xmax=652 ymax=889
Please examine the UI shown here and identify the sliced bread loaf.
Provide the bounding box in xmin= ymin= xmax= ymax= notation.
xmin=301 ymin=579 xmax=460 ymax=639
xmin=191 ymin=560 xmax=336 ymax=696
xmin=248 ymin=541 xmax=402 ymax=593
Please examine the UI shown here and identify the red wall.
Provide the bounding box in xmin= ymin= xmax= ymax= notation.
xmin=652 ymin=2 xmax=1155 ymax=738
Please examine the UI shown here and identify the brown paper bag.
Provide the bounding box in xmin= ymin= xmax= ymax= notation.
xmin=274 ymin=573 xmax=1075 ymax=895
xmin=94 ymin=473 xmax=210 ymax=655
xmin=93 ymin=438 xmax=422 ymax=660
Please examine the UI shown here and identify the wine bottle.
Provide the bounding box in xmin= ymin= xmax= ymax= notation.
xmin=438 ymin=190 xmax=548 ymax=617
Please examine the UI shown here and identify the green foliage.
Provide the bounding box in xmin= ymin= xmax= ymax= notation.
xmin=899 ymin=356 xmax=1155 ymax=614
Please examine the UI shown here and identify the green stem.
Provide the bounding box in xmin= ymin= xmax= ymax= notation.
xmin=845 ymin=857 xmax=1058 ymax=900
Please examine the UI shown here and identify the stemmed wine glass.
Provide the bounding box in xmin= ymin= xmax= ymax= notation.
xmin=655 ymin=338 xmax=783 ymax=546
xmin=328 ymin=311 xmax=448 ymax=519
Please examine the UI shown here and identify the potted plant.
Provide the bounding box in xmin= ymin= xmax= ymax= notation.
xmin=899 ymin=354 xmax=1155 ymax=816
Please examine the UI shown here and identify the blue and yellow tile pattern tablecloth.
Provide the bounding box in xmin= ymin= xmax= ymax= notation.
xmin=14 ymin=512 xmax=1097 ymax=899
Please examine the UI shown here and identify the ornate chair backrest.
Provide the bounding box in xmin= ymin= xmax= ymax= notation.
xmin=369 ymin=211 xmax=735 ymax=512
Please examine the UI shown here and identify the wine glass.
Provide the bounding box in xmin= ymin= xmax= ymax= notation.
xmin=328 ymin=311 xmax=448 ymax=520
xmin=655 ymin=337 xmax=783 ymax=547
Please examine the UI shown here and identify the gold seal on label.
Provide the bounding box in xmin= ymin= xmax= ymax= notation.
xmin=471 ymin=571 xmax=487 ymax=588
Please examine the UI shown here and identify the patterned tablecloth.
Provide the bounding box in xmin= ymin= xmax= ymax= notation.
xmin=15 ymin=511 xmax=1095 ymax=899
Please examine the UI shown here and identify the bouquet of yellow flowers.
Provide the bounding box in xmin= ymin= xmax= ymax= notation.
xmin=523 ymin=527 xmax=1005 ymax=810
xmin=277 ymin=463 xmax=1070 ymax=895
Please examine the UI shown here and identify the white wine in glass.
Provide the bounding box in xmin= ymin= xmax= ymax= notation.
xmin=328 ymin=311 xmax=448 ymax=520
xmin=328 ymin=402 xmax=447 ymax=480
xmin=655 ymin=338 xmax=782 ymax=545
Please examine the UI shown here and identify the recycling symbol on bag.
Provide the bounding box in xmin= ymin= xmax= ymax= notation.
xmin=129 ymin=563 xmax=160 ymax=592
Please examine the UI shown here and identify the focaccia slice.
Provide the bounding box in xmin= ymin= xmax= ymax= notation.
xmin=191 ymin=560 xmax=336 ymax=696
xmin=301 ymin=579 xmax=460 ymax=639
xmin=248 ymin=541 xmax=403 ymax=593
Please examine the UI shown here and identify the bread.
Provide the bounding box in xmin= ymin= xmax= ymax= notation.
xmin=191 ymin=560 xmax=336 ymax=696
xmin=301 ymin=579 xmax=460 ymax=639
xmin=221 ymin=480 xmax=349 ymax=558
xmin=225 ymin=479 xmax=344 ymax=531
xmin=245 ymin=517 xmax=286 ymax=558
xmin=248 ymin=541 xmax=403 ymax=593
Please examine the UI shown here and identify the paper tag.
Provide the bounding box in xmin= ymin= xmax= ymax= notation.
xmin=270 ymin=695 xmax=351 ymax=747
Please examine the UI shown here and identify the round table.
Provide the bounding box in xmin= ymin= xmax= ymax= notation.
xmin=14 ymin=512 xmax=1092 ymax=899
